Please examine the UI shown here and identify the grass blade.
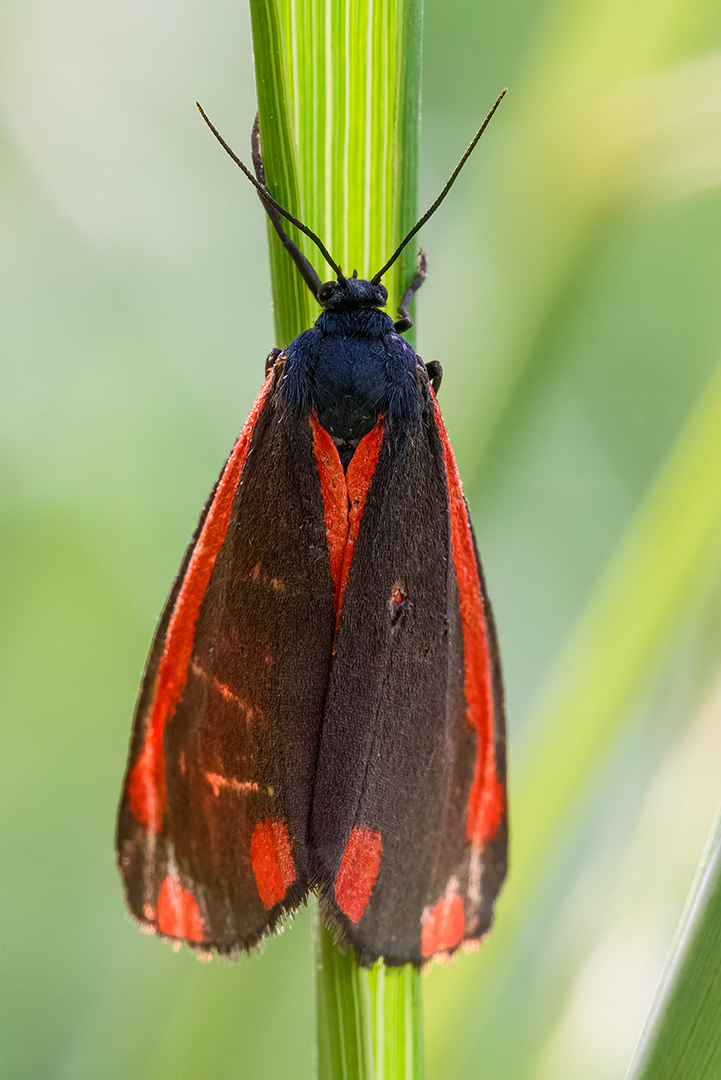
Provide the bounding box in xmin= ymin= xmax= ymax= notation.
xmin=248 ymin=0 xmax=312 ymax=344
xmin=316 ymin=918 xmax=374 ymax=1080
xmin=627 ymin=804 xmax=721 ymax=1079
xmin=251 ymin=0 xmax=422 ymax=345
xmin=370 ymin=963 xmax=425 ymax=1079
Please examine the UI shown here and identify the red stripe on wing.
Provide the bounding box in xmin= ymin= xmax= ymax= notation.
xmin=310 ymin=414 xmax=384 ymax=619
xmin=127 ymin=373 xmax=275 ymax=833
xmin=431 ymin=397 xmax=504 ymax=846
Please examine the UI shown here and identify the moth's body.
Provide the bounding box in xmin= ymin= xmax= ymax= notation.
xmin=283 ymin=281 xmax=422 ymax=452
xmin=117 ymin=98 xmax=508 ymax=968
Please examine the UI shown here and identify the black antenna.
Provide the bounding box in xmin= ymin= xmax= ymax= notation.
xmin=250 ymin=116 xmax=324 ymax=300
xmin=197 ymin=103 xmax=345 ymax=282
xmin=371 ymin=89 xmax=507 ymax=285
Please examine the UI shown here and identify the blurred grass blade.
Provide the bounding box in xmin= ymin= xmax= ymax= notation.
xmin=427 ymin=359 xmax=721 ymax=1071
xmin=510 ymin=359 xmax=721 ymax=931
xmin=469 ymin=0 xmax=720 ymax=482
xmin=249 ymin=1 xmax=423 ymax=1076
xmin=626 ymin=803 xmax=721 ymax=1079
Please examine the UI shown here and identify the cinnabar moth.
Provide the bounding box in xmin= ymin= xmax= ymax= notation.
xmin=117 ymin=92 xmax=508 ymax=967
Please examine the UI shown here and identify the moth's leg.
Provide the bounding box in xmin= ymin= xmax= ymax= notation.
xmin=425 ymin=361 xmax=443 ymax=394
xmin=394 ymin=250 xmax=427 ymax=332
xmin=265 ymin=347 xmax=283 ymax=375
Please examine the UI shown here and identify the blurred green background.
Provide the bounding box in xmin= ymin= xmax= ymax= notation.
xmin=3 ymin=0 xmax=721 ymax=1077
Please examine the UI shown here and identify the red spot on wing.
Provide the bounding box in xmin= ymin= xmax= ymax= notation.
xmin=431 ymin=398 xmax=503 ymax=846
xmin=335 ymin=826 xmax=382 ymax=923
xmin=126 ymin=374 xmax=274 ymax=833
xmin=157 ymin=876 xmax=204 ymax=943
xmin=251 ymin=819 xmax=296 ymax=909
xmin=310 ymin=414 xmax=384 ymax=619
xmin=421 ymin=889 xmax=465 ymax=957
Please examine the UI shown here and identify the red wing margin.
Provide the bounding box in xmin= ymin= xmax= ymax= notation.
xmin=310 ymin=392 xmax=507 ymax=966
xmin=117 ymin=374 xmax=337 ymax=953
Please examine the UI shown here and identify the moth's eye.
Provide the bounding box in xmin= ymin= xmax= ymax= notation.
xmin=318 ymin=282 xmax=334 ymax=304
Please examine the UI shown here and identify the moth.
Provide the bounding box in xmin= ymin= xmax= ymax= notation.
xmin=117 ymin=93 xmax=507 ymax=967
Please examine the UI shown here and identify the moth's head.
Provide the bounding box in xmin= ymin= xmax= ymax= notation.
xmin=317 ymin=276 xmax=388 ymax=313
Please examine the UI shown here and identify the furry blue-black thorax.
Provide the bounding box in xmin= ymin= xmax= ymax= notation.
xmin=278 ymin=277 xmax=426 ymax=459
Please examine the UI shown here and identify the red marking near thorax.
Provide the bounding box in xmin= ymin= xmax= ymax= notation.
xmin=341 ymin=425 xmax=385 ymax=615
xmin=335 ymin=826 xmax=382 ymax=923
xmin=157 ymin=876 xmax=204 ymax=943
xmin=431 ymin=397 xmax=503 ymax=846
xmin=251 ymin=819 xmax=296 ymax=909
xmin=310 ymin=420 xmax=347 ymax=606
xmin=310 ymin=414 xmax=384 ymax=619
xmin=126 ymin=374 xmax=274 ymax=833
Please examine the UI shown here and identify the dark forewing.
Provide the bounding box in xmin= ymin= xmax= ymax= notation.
xmin=310 ymin=394 xmax=507 ymax=966
xmin=117 ymin=374 xmax=336 ymax=953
